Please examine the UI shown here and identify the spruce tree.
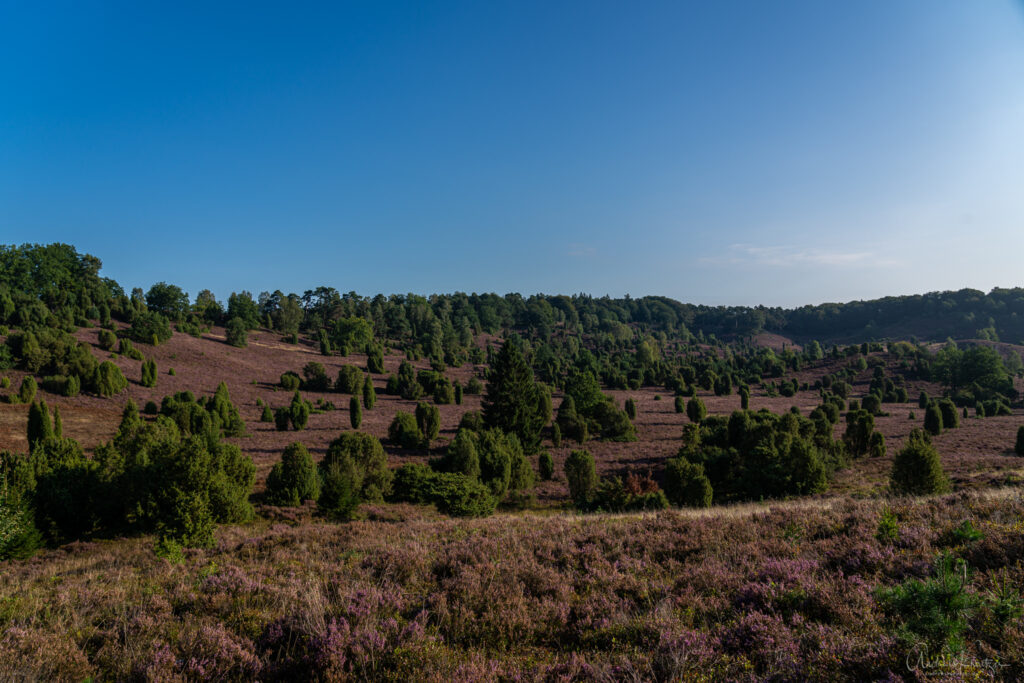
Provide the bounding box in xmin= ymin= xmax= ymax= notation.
xmin=481 ymin=338 xmax=546 ymax=452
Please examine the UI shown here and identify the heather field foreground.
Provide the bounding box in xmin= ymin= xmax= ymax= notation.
xmin=3 ymin=491 xmax=1024 ymax=681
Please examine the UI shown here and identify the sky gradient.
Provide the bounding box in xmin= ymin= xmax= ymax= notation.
xmin=3 ymin=1 xmax=1023 ymax=307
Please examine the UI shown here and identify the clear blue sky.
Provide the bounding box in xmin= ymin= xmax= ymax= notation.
xmin=3 ymin=1 xmax=1023 ymax=307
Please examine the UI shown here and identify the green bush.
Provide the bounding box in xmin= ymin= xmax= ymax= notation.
xmin=18 ymin=376 xmax=37 ymax=404
xmin=289 ymin=391 xmax=310 ymax=430
xmin=924 ymin=403 xmax=943 ymax=436
xmin=144 ymin=400 xmax=160 ymax=415
xmin=302 ymin=362 xmax=330 ymax=391
xmin=415 ymin=402 xmax=441 ymax=444
xmin=27 ymin=400 xmax=54 ymax=452
xmin=458 ymin=409 xmax=484 ymax=432
xmin=362 ymin=376 xmax=376 ymax=409
xmin=388 ymin=411 xmax=422 ymax=449
xmin=663 ymin=457 xmax=713 ymax=508
xmin=454 ymin=382 xmax=463 ymax=405
xmin=433 ymin=377 xmax=455 ymax=404
xmin=141 ymin=358 xmax=157 ymax=388
xmin=551 ymin=422 xmax=562 ymax=448
xmin=129 ymin=311 xmax=173 ymax=346
xmin=280 ymin=371 xmax=301 ymax=391
xmin=335 ymin=365 xmax=364 ymax=394
xmin=260 ymin=405 xmax=273 ymax=422
xmin=624 ymin=397 xmax=637 ymax=420
xmin=93 ymin=361 xmax=128 ymax=397
xmin=389 ymin=463 xmax=436 ymax=504
xmin=445 ymin=429 xmax=481 ymax=479
xmin=890 ymin=429 xmax=950 ymax=495
xmin=674 ymin=395 xmax=685 ymax=413
xmin=1015 ymin=425 xmax=1024 ymax=457
xmin=349 ymin=395 xmax=362 ymax=429
xmin=366 ymin=345 xmax=385 ymax=374
xmin=97 ymin=328 xmax=117 ymax=351
xmin=225 ymin=317 xmax=248 ymax=348
xmin=118 ymin=338 xmax=144 ymax=360
xmin=465 ymin=376 xmax=484 ymax=395
xmin=265 ymin=442 xmax=320 ymax=506
xmin=538 ymin=451 xmax=554 ymax=481
xmin=938 ymin=398 xmax=959 ymax=430
xmin=686 ymin=397 xmax=707 ymax=424
xmin=564 ymin=449 xmax=597 ymax=509
xmin=320 ymin=431 xmax=392 ymax=503
xmin=430 ymin=473 xmax=496 ymax=517
xmin=274 ymin=407 xmax=290 ymax=431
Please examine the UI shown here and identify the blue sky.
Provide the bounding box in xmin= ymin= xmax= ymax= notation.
xmin=3 ymin=1 xmax=1023 ymax=307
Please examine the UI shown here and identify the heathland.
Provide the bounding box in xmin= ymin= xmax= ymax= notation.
xmin=2 ymin=243 xmax=1024 ymax=680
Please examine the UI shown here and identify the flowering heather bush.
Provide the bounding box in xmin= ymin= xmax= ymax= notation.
xmin=1 ymin=490 xmax=1024 ymax=679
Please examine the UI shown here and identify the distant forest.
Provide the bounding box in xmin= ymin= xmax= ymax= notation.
xmin=2 ymin=242 xmax=1023 ymax=346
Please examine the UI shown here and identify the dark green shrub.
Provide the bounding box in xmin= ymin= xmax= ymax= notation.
xmin=739 ymin=386 xmax=750 ymax=410
xmin=141 ymin=358 xmax=157 ymax=388
xmin=144 ymin=400 xmax=160 ymax=415
xmin=433 ymin=377 xmax=455 ymax=404
xmin=388 ymin=411 xmax=422 ymax=449
xmin=431 ymin=473 xmax=496 ymax=517
xmin=458 ymin=410 xmax=484 ymax=432
xmin=335 ymin=365 xmax=364 ymax=394
xmin=924 ymin=403 xmax=943 ymax=436
xmin=265 ymin=442 xmax=320 ymax=506
xmin=349 ymin=396 xmax=362 ymax=429
xmin=918 ymin=391 xmax=930 ymax=409
xmin=302 ymin=362 xmax=330 ymax=392
xmin=1015 ymin=425 xmax=1024 ymax=457
xmin=320 ymin=431 xmax=392 ymax=503
xmin=274 ymin=407 xmax=290 ymax=431
xmin=225 ymin=317 xmax=248 ymax=348
xmin=366 ymin=345 xmax=385 ymax=374
xmin=674 ymin=395 xmax=685 ymax=413
xmin=938 ymin=399 xmax=959 ymax=430
xmin=118 ymin=338 xmax=144 ymax=360
xmin=454 ymin=382 xmax=463 ymax=405
xmin=415 ymin=402 xmax=440 ymax=444
xmin=538 ymin=451 xmax=554 ymax=481
xmin=843 ymin=410 xmax=875 ymax=457
xmin=624 ymin=397 xmax=637 ymax=420
xmin=389 ymin=463 xmax=436 ymax=504
xmin=97 ymin=328 xmax=117 ymax=351
xmin=362 ymin=375 xmax=376 ymax=409
xmin=445 ymin=428 xmax=481 ymax=479
xmin=30 ymin=436 xmax=94 ymax=543
xmin=289 ymin=391 xmax=310 ymax=430
xmin=129 ymin=311 xmax=173 ymax=345
xmin=686 ymin=397 xmax=706 ymax=424
xmin=27 ymin=400 xmax=53 ymax=452
xmin=465 ymin=376 xmax=484 ymax=395
xmin=18 ymin=376 xmax=37 ymax=404
xmin=862 ymin=393 xmax=882 ymax=415
xmin=551 ymin=422 xmax=562 ymax=448
xmin=63 ymin=374 xmax=80 ymax=397
xmin=869 ymin=431 xmax=887 ymax=458
xmin=260 ymin=405 xmax=273 ymax=422
xmin=564 ymin=449 xmax=597 ymax=509
xmin=280 ymin=371 xmax=301 ymax=391
xmin=890 ymin=429 xmax=950 ymax=495
xmin=93 ymin=361 xmax=127 ymax=397
xmin=663 ymin=457 xmax=713 ymax=508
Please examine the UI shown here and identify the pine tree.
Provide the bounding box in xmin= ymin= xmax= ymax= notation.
xmin=482 ymin=338 xmax=546 ymax=452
